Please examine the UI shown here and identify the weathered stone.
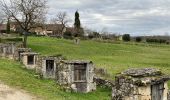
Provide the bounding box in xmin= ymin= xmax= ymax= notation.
xmin=94 ymin=77 xmax=114 ymax=88
xmin=57 ymin=60 xmax=96 ymax=93
xmin=37 ymin=56 xmax=62 ymax=79
xmin=112 ymin=68 xmax=170 ymax=100
xmin=14 ymin=48 xmax=31 ymax=61
xmin=20 ymin=52 xmax=39 ymax=70
xmin=122 ymin=68 xmax=162 ymax=77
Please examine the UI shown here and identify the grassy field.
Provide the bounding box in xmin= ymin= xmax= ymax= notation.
xmin=1 ymin=36 xmax=170 ymax=100
xmin=28 ymin=36 xmax=170 ymax=77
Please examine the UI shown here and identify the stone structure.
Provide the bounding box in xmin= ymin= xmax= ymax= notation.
xmin=5 ymin=43 xmax=16 ymax=59
xmin=36 ymin=56 xmax=62 ymax=79
xmin=0 ymin=43 xmax=6 ymax=58
xmin=57 ymin=60 xmax=96 ymax=93
xmin=112 ymin=68 xmax=170 ymax=100
xmin=14 ymin=48 xmax=31 ymax=61
xmin=20 ymin=52 xmax=39 ymax=70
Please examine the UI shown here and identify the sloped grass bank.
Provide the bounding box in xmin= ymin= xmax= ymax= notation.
xmin=28 ymin=37 xmax=170 ymax=78
xmin=0 ymin=58 xmax=111 ymax=100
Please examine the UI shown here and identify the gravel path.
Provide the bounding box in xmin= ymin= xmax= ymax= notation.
xmin=0 ymin=82 xmax=40 ymax=100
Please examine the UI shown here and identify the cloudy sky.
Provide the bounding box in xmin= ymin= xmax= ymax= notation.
xmin=47 ymin=0 xmax=170 ymax=36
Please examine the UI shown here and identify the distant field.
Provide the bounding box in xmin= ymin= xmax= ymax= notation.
xmin=28 ymin=36 xmax=170 ymax=78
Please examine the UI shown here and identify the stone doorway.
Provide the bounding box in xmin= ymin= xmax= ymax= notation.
xmin=151 ymin=83 xmax=164 ymax=100
xmin=46 ymin=60 xmax=55 ymax=77
xmin=74 ymin=63 xmax=87 ymax=82
xmin=27 ymin=55 xmax=34 ymax=65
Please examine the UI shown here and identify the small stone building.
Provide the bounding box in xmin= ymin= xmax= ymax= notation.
xmin=112 ymin=68 xmax=170 ymax=100
xmin=5 ymin=43 xmax=16 ymax=59
xmin=0 ymin=44 xmax=6 ymax=57
xmin=36 ymin=56 xmax=62 ymax=79
xmin=57 ymin=60 xmax=96 ymax=93
xmin=14 ymin=48 xmax=31 ymax=61
xmin=0 ymin=43 xmax=23 ymax=59
xmin=0 ymin=44 xmax=9 ymax=58
xmin=20 ymin=52 xmax=39 ymax=70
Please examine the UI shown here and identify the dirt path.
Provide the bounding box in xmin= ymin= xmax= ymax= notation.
xmin=0 ymin=82 xmax=40 ymax=100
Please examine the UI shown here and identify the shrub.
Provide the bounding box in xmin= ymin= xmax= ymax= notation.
xmin=63 ymin=32 xmax=73 ymax=39
xmin=122 ymin=34 xmax=130 ymax=41
xmin=136 ymin=37 xmax=142 ymax=42
xmin=88 ymin=34 xmax=94 ymax=39
xmin=3 ymin=37 xmax=23 ymax=42
xmin=146 ymin=38 xmax=167 ymax=44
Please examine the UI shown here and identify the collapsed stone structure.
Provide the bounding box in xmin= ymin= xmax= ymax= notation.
xmin=0 ymin=43 xmax=7 ymax=58
xmin=57 ymin=60 xmax=96 ymax=93
xmin=20 ymin=52 xmax=39 ymax=70
xmin=0 ymin=43 xmax=22 ymax=59
xmin=4 ymin=43 xmax=16 ymax=59
xmin=112 ymin=68 xmax=170 ymax=100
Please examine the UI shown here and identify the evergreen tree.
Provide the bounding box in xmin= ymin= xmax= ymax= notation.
xmin=6 ymin=18 xmax=10 ymax=34
xmin=74 ymin=11 xmax=81 ymax=29
xmin=74 ymin=11 xmax=84 ymax=37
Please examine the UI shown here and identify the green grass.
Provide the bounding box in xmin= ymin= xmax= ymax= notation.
xmin=0 ymin=58 xmax=111 ymax=100
xmin=1 ymin=36 xmax=170 ymax=100
xmin=28 ymin=37 xmax=170 ymax=77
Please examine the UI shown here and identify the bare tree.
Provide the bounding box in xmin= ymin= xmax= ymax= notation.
xmin=51 ymin=12 xmax=71 ymax=37
xmin=0 ymin=0 xmax=47 ymax=47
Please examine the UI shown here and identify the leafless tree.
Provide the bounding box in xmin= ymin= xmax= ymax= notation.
xmin=0 ymin=0 xmax=47 ymax=47
xmin=51 ymin=12 xmax=71 ymax=37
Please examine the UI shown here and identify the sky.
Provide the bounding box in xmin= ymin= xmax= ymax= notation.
xmin=47 ymin=0 xmax=170 ymax=36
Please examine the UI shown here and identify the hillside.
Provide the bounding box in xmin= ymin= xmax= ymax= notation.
xmin=0 ymin=58 xmax=111 ymax=100
xmin=28 ymin=37 xmax=170 ymax=78
xmin=1 ymin=36 xmax=170 ymax=100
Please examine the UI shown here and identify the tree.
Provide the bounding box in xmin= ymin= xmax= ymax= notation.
xmin=74 ymin=11 xmax=80 ymax=29
xmin=51 ymin=12 xmax=70 ymax=37
xmin=122 ymin=34 xmax=130 ymax=42
xmin=74 ymin=11 xmax=83 ymax=37
xmin=6 ymin=17 xmax=10 ymax=34
xmin=0 ymin=0 xmax=47 ymax=47
xmin=136 ymin=37 xmax=142 ymax=42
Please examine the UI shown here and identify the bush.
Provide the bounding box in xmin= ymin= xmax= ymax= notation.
xmin=88 ymin=34 xmax=94 ymax=39
xmin=63 ymin=32 xmax=73 ymax=39
xmin=122 ymin=34 xmax=130 ymax=42
xmin=146 ymin=38 xmax=167 ymax=44
xmin=2 ymin=37 xmax=23 ymax=42
xmin=136 ymin=37 xmax=142 ymax=42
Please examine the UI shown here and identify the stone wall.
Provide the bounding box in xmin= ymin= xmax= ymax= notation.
xmin=14 ymin=48 xmax=32 ymax=61
xmin=40 ymin=56 xmax=62 ymax=79
xmin=112 ymin=68 xmax=170 ymax=100
xmin=20 ymin=52 xmax=39 ymax=70
xmin=94 ymin=77 xmax=114 ymax=88
xmin=57 ymin=60 xmax=96 ymax=93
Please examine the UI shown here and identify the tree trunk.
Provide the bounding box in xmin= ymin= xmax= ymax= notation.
xmin=23 ymin=34 xmax=27 ymax=48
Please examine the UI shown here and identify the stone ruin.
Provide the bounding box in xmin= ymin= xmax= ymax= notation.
xmin=36 ymin=56 xmax=62 ymax=79
xmin=14 ymin=48 xmax=31 ymax=61
xmin=4 ymin=43 xmax=16 ymax=59
xmin=57 ymin=60 xmax=96 ymax=93
xmin=20 ymin=52 xmax=39 ymax=70
xmin=112 ymin=68 xmax=170 ymax=100
xmin=0 ymin=42 xmax=97 ymax=94
xmin=0 ymin=43 xmax=22 ymax=59
xmin=0 ymin=43 xmax=6 ymax=58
